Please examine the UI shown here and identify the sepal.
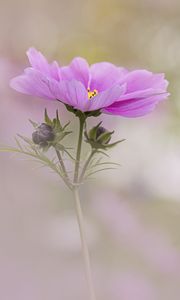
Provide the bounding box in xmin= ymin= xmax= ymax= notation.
xmin=31 ymin=109 xmax=71 ymax=150
xmin=65 ymin=105 xmax=101 ymax=120
xmin=85 ymin=122 xmax=125 ymax=150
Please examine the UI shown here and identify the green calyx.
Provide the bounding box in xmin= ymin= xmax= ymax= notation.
xmin=31 ymin=109 xmax=71 ymax=151
xmin=85 ymin=121 xmax=125 ymax=150
xmin=65 ymin=105 xmax=101 ymax=120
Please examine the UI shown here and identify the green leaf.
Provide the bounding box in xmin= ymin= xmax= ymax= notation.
xmin=90 ymin=161 xmax=121 ymax=170
xmin=44 ymin=108 xmax=52 ymax=125
xmin=29 ymin=119 xmax=38 ymax=128
xmin=62 ymin=121 xmax=70 ymax=131
xmin=106 ymin=139 xmax=125 ymax=148
xmin=96 ymin=150 xmax=110 ymax=157
xmin=88 ymin=121 xmax=102 ymax=141
xmin=15 ymin=137 xmax=23 ymax=151
xmin=54 ymin=144 xmax=65 ymax=151
xmin=63 ymin=149 xmax=75 ymax=161
xmin=17 ymin=134 xmax=34 ymax=146
xmin=85 ymin=167 xmax=117 ymax=178
xmin=97 ymin=130 xmax=113 ymax=143
xmin=0 ymin=147 xmax=22 ymax=153
xmin=56 ymin=110 xmax=63 ymax=130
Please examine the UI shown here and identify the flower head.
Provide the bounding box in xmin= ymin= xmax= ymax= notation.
xmin=10 ymin=47 xmax=169 ymax=117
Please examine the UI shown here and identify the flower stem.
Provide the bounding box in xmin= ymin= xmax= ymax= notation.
xmin=72 ymin=116 xmax=97 ymax=300
xmin=79 ymin=149 xmax=96 ymax=182
xmin=73 ymin=187 xmax=96 ymax=300
xmin=55 ymin=149 xmax=72 ymax=189
xmin=73 ymin=116 xmax=85 ymax=183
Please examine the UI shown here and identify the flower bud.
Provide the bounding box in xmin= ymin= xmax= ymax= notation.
xmin=32 ymin=123 xmax=55 ymax=147
xmin=85 ymin=122 xmax=114 ymax=150
xmin=95 ymin=126 xmax=111 ymax=144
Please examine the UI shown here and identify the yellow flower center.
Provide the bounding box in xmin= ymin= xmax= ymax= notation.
xmin=87 ymin=88 xmax=98 ymax=99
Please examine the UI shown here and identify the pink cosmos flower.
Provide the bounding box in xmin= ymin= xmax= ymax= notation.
xmin=10 ymin=48 xmax=169 ymax=117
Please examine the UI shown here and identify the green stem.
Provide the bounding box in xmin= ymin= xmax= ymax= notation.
xmin=72 ymin=116 xmax=97 ymax=300
xmin=55 ymin=149 xmax=72 ymax=189
xmin=73 ymin=187 xmax=96 ymax=300
xmin=73 ymin=117 xmax=85 ymax=183
xmin=79 ymin=149 xmax=96 ymax=183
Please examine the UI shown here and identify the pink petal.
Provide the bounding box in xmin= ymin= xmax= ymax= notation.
xmin=27 ymin=47 xmax=61 ymax=81
xmin=90 ymin=62 xmax=127 ymax=92
xmin=48 ymin=79 xmax=89 ymax=109
xmin=49 ymin=81 xmax=126 ymax=112
xmin=102 ymin=70 xmax=169 ymax=117
xmin=61 ymin=57 xmax=90 ymax=88
xmin=119 ymin=70 xmax=169 ymax=93
xmin=103 ymin=94 xmax=168 ymax=117
xmin=114 ymin=88 xmax=167 ymax=102
xmin=10 ymin=68 xmax=55 ymax=100
xmin=86 ymin=84 xmax=127 ymax=111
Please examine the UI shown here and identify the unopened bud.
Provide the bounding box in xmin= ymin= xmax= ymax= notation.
xmin=95 ymin=126 xmax=111 ymax=144
xmin=32 ymin=123 xmax=55 ymax=147
xmin=85 ymin=122 xmax=114 ymax=149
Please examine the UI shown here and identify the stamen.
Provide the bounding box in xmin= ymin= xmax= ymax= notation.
xmin=87 ymin=88 xmax=98 ymax=100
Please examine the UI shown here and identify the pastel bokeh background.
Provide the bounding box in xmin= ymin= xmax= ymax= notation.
xmin=0 ymin=0 xmax=180 ymax=299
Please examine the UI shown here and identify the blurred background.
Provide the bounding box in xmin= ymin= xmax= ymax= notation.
xmin=0 ymin=0 xmax=180 ymax=299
